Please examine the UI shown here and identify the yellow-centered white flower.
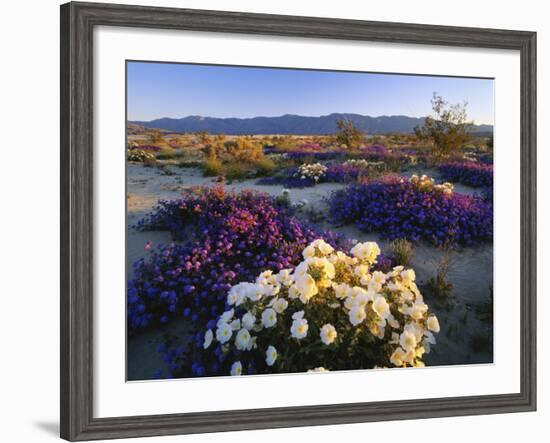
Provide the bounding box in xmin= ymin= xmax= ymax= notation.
xmin=230 ymin=361 xmax=242 ymax=376
xmin=320 ymin=324 xmax=337 ymax=345
xmin=290 ymin=317 xmax=308 ymax=339
xmin=265 ymin=345 xmax=277 ymax=366
xmin=261 ymin=308 xmax=277 ymax=328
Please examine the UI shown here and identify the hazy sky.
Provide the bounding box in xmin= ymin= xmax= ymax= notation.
xmin=127 ymin=61 xmax=494 ymax=125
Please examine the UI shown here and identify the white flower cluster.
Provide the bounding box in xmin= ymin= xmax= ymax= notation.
xmin=296 ymin=163 xmax=328 ymax=182
xmin=203 ymin=239 xmax=440 ymax=375
xmin=410 ymin=174 xmax=453 ymax=196
xmin=267 ymin=153 xmax=289 ymax=163
xmin=344 ymin=159 xmax=383 ymax=168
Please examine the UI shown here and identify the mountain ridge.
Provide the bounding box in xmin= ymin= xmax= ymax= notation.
xmin=130 ymin=113 xmax=493 ymax=135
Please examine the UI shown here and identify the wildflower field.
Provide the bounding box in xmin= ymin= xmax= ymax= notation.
xmin=125 ymin=60 xmax=494 ymax=381
xmin=126 ymin=130 xmax=494 ymax=380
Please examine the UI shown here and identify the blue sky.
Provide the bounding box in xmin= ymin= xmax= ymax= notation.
xmin=127 ymin=61 xmax=494 ymax=125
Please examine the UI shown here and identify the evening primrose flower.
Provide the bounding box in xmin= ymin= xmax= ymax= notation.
xmin=400 ymin=269 xmax=416 ymax=285
xmin=203 ymin=329 xmax=213 ymax=349
xmin=235 ymin=328 xmax=252 ymax=351
xmin=332 ymin=282 xmax=349 ymax=299
xmin=288 ymin=284 xmax=300 ymax=299
xmin=399 ymin=329 xmax=417 ymax=352
xmin=265 ymin=345 xmax=277 ymax=366
xmin=216 ymin=322 xmax=233 ymax=344
xmin=227 ymin=284 xmax=247 ymax=306
xmin=427 ymin=315 xmax=441 ymax=333
xmin=354 ymin=264 xmax=370 ymax=278
xmin=349 ymin=306 xmax=366 ymax=326
xmin=316 ymin=239 xmax=334 ymax=255
xmin=257 ymin=270 xmax=276 ymax=286
xmin=296 ymin=274 xmax=318 ymax=303
xmin=241 ymin=312 xmax=256 ymax=330
xmin=273 ymin=298 xmax=289 ymax=314
xmin=229 ymin=318 xmax=241 ymax=331
xmin=387 ymin=314 xmax=400 ymax=329
xmin=302 ymin=243 xmax=316 ymax=259
xmin=230 ymin=361 xmax=243 ymax=376
xmin=390 ymin=347 xmax=406 ymax=366
xmin=261 ymin=308 xmax=277 ymax=328
xmin=218 ymin=309 xmax=234 ymax=326
xmin=277 ymin=269 xmax=294 ymax=286
xmin=320 ymin=324 xmax=337 ymax=345
xmin=248 ymin=283 xmax=267 ymax=302
xmin=290 ymin=317 xmax=308 ymax=339
xmin=407 ymin=301 xmax=428 ymax=320
xmin=372 ymin=295 xmax=390 ymax=319
xmin=402 ymin=349 xmax=416 ymax=365
xmin=350 ymin=241 xmax=380 ymax=263
xmin=369 ymin=271 xmax=387 ymax=292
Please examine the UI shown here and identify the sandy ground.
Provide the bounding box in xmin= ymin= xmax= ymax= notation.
xmin=127 ymin=163 xmax=493 ymax=380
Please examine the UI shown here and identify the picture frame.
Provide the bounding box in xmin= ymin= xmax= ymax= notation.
xmin=60 ymin=1 xmax=537 ymax=441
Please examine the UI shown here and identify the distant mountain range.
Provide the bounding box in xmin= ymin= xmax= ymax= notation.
xmin=129 ymin=113 xmax=493 ymax=135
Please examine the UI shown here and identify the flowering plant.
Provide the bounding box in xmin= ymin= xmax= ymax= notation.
xmin=127 ymin=149 xmax=156 ymax=162
xmin=410 ymin=174 xmax=454 ymax=195
xmin=437 ymin=161 xmax=493 ymax=188
xmin=329 ymin=175 xmax=492 ymax=246
xmin=128 ymin=187 xmax=342 ymax=332
xmin=200 ymin=239 xmax=439 ymax=376
xmin=295 ymin=163 xmax=328 ymax=182
xmin=344 ymin=159 xmax=383 ymax=168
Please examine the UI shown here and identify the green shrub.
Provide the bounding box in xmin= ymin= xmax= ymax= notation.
xmin=156 ymin=148 xmax=184 ymax=160
xmin=224 ymin=162 xmax=250 ymax=181
xmin=253 ymin=157 xmax=276 ymax=176
xmin=202 ymin=158 xmax=223 ymax=177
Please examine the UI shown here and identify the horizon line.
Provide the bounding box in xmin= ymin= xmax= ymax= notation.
xmin=128 ymin=112 xmax=493 ymax=126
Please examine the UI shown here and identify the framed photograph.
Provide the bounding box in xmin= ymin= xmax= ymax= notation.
xmin=60 ymin=1 xmax=536 ymax=441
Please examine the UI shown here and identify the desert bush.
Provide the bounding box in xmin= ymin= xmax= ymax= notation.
xmin=128 ymin=187 xmax=343 ymax=333
xmin=202 ymin=157 xmax=223 ymax=177
xmin=223 ymin=162 xmax=251 ymax=181
xmin=335 ymin=119 xmax=365 ymax=149
xmin=389 ymin=239 xmax=414 ymax=267
xmin=147 ymin=130 xmax=164 ymax=144
xmin=252 ymin=157 xmax=276 ymax=176
xmin=167 ymin=240 xmax=440 ymax=377
xmin=329 ymin=175 xmax=493 ymax=247
xmin=221 ymin=137 xmax=263 ymax=162
xmin=156 ymin=148 xmax=184 ymax=160
xmin=414 ymin=93 xmax=472 ymax=158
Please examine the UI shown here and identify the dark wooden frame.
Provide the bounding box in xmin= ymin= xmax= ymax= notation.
xmin=60 ymin=1 xmax=537 ymax=440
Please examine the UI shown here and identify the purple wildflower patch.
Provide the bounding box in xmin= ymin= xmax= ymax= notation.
xmin=329 ymin=177 xmax=493 ymax=246
xmin=437 ymin=161 xmax=493 ymax=188
xmin=128 ymin=186 xmax=342 ymax=333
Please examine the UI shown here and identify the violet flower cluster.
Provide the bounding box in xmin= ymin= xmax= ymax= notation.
xmin=437 ymin=161 xmax=493 ymax=188
xmin=128 ymin=186 xmax=341 ymax=333
xmin=329 ymin=176 xmax=493 ymax=246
